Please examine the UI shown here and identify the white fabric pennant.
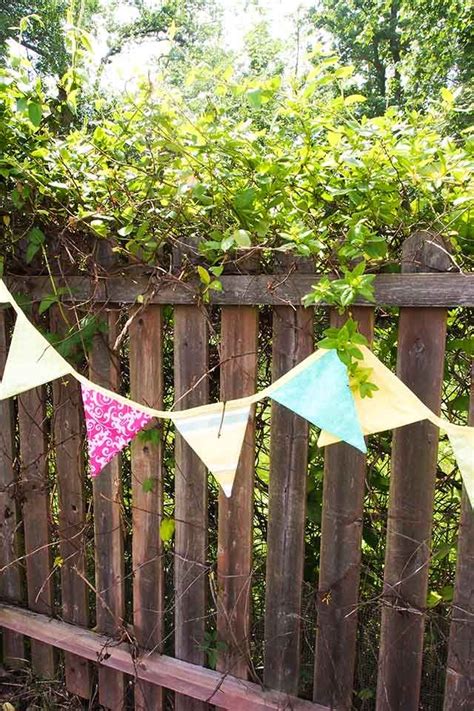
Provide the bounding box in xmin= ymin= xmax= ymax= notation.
xmin=0 ymin=310 xmax=72 ymax=399
xmin=0 ymin=280 xmax=12 ymax=305
xmin=172 ymin=402 xmax=251 ymax=496
xmin=446 ymin=424 xmax=474 ymax=508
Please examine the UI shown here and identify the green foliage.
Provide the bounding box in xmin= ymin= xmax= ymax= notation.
xmin=0 ymin=0 xmax=98 ymax=75
xmin=309 ymin=0 xmax=473 ymax=115
xmin=303 ymin=262 xmax=376 ymax=310
xmin=159 ymin=517 xmax=175 ymax=543
xmin=319 ymin=318 xmax=379 ymax=397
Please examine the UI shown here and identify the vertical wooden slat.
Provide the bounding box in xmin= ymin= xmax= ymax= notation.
xmin=217 ymin=306 xmax=258 ymax=679
xmin=264 ymin=303 xmax=313 ymax=694
xmin=376 ymin=233 xmax=450 ymax=711
xmin=90 ymin=311 xmax=125 ymax=710
xmin=443 ymin=361 xmax=473 ymax=710
xmin=313 ymin=307 xmax=374 ymax=709
xmin=51 ymin=308 xmax=90 ymax=699
xmin=174 ymin=304 xmax=209 ymax=711
xmin=18 ymin=347 xmax=55 ymax=676
xmin=0 ymin=309 xmax=24 ymax=667
xmin=130 ymin=306 xmax=164 ymax=711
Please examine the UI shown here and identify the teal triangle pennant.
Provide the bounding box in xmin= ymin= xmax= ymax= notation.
xmin=270 ymin=350 xmax=366 ymax=452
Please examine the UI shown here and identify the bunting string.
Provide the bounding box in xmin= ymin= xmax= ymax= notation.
xmin=0 ymin=278 xmax=472 ymax=502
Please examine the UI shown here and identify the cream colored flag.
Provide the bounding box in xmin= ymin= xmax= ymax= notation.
xmin=0 ymin=279 xmax=12 ymax=304
xmin=446 ymin=423 xmax=474 ymax=507
xmin=0 ymin=310 xmax=72 ymax=399
xmin=318 ymin=346 xmax=433 ymax=446
xmin=318 ymin=346 xmax=474 ymax=507
xmin=172 ymin=401 xmax=251 ymax=496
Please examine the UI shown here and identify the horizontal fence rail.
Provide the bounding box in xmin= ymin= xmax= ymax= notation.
xmin=7 ymin=271 xmax=474 ymax=306
xmin=0 ymin=604 xmax=329 ymax=711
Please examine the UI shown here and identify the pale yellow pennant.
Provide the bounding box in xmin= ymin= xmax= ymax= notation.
xmin=0 ymin=309 xmax=72 ymax=399
xmin=172 ymin=401 xmax=251 ymax=496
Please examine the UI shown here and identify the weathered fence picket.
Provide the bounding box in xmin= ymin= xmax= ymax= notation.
xmin=130 ymin=305 xmax=165 ymax=710
xmin=174 ymin=304 xmax=209 ymax=711
xmin=90 ymin=310 xmax=126 ymax=710
xmin=17 ymin=309 xmax=55 ymax=678
xmin=50 ymin=307 xmax=90 ymax=699
xmin=217 ymin=306 xmax=258 ymax=680
xmin=313 ymin=306 xmax=374 ymax=709
xmin=376 ymin=235 xmax=450 ymax=710
xmin=0 ymin=309 xmax=23 ymax=667
xmin=264 ymin=300 xmax=313 ymax=694
xmin=443 ymin=361 xmax=474 ymax=711
xmin=51 ymin=314 xmax=91 ymax=701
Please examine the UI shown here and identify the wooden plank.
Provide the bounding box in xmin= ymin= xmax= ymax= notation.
xmin=89 ymin=311 xmax=126 ymax=710
xmin=0 ymin=603 xmax=330 ymax=711
xmin=313 ymin=307 xmax=374 ymax=709
xmin=217 ymin=306 xmax=259 ymax=679
xmin=173 ymin=304 xmax=209 ymax=711
xmin=51 ymin=308 xmax=91 ymax=699
xmin=376 ymin=233 xmax=450 ymax=711
xmin=9 ymin=272 xmax=474 ymax=307
xmin=443 ymin=361 xmax=474 ymax=711
xmin=129 ymin=306 xmax=164 ymax=711
xmin=0 ymin=309 xmax=24 ymax=667
xmin=17 ymin=349 xmax=55 ymax=676
xmin=264 ymin=302 xmax=313 ymax=694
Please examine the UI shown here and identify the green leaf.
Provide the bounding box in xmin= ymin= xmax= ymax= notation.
xmin=426 ymin=590 xmax=442 ymax=608
xmin=232 ymin=229 xmax=251 ymax=247
xmin=142 ymin=477 xmax=154 ymax=493
xmin=90 ymin=219 xmax=108 ymax=237
xmin=440 ymin=87 xmax=454 ymax=105
xmin=27 ymin=101 xmax=42 ymax=127
xmin=221 ymin=235 xmax=235 ymax=251
xmin=39 ymin=294 xmax=58 ymax=315
xmin=160 ymin=518 xmax=175 ymax=542
xmin=118 ymin=224 xmax=134 ymax=237
xmin=197 ymin=266 xmax=211 ymax=285
xmin=344 ymin=94 xmax=366 ymax=105
xmin=16 ymin=97 xmax=27 ymax=112
xmin=26 ymin=226 xmax=45 ymax=263
xmin=234 ymin=188 xmax=256 ymax=211
xmin=246 ymin=88 xmax=262 ymax=108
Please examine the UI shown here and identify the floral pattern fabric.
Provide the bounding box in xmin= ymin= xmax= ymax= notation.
xmin=81 ymin=383 xmax=153 ymax=476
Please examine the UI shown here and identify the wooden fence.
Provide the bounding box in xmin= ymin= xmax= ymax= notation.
xmin=0 ymin=234 xmax=473 ymax=710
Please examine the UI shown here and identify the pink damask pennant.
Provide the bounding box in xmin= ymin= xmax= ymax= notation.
xmin=81 ymin=383 xmax=154 ymax=476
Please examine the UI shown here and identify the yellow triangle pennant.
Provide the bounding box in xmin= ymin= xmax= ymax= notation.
xmin=0 ymin=310 xmax=72 ymax=399
xmin=446 ymin=424 xmax=474 ymax=507
xmin=172 ymin=401 xmax=251 ymax=496
xmin=0 ymin=279 xmax=12 ymax=305
xmin=318 ymin=346 xmax=433 ymax=446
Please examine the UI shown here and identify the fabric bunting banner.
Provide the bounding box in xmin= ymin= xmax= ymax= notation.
xmin=81 ymin=383 xmax=155 ymax=477
xmin=318 ymin=346 xmax=474 ymax=506
xmin=0 ymin=277 xmax=472 ymax=504
xmin=270 ymin=349 xmax=366 ymax=453
xmin=172 ymin=402 xmax=251 ymax=496
xmin=0 ymin=309 xmax=71 ymax=400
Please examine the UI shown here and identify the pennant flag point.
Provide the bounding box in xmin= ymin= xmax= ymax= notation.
xmin=172 ymin=403 xmax=251 ymax=496
xmin=270 ymin=349 xmax=366 ymax=453
xmin=318 ymin=346 xmax=435 ymax=447
xmin=0 ymin=311 xmax=72 ymax=399
xmin=81 ymin=383 xmax=154 ymax=477
xmin=0 ymin=279 xmax=12 ymax=304
xmin=446 ymin=424 xmax=474 ymax=507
